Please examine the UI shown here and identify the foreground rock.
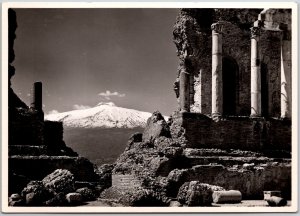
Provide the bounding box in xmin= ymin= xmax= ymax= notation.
xmin=12 ymin=169 xmax=99 ymax=206
xmin=66 ymin=192 xmax=82 ymax=205
xmin=76 ymin=187 xmax=96 ymax=201
xmin=42 ymin=169 xmax=75 ymax=194
xmin=266 ymin=196 xmax=287 ymax=207
xmin=8 ymin=193 xmax=24 ymax=206
xmin=21 ymin=181 xmax=52 ymax=206
xmin=177 ymin=181 xmax=225 ymax=206
xmin=100 ymin=186 xmax=170 ymax=206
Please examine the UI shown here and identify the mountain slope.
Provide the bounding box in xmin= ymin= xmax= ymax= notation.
xmin=45 ymin=102 xmax=168 ymax=165
xmin=45 ymin=102 xmax=156 ymax=129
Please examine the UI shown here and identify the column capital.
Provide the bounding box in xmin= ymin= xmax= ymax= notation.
xmin=250 ymin=26 xmax=261 ymax=39
xmin=211 ymin=21 xmax=225 ymax=34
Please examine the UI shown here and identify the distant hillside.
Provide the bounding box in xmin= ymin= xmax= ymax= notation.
xmin=45 ymin=103 xmax=168 ymax=166
xmin=63 ymin=127 xmax=144 ymax=166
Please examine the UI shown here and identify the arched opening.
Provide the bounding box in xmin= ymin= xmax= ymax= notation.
xmin=261 ymin=62 xmax=269 ymax=117
xmin=222 ymin=57 xmax=238 ymax=116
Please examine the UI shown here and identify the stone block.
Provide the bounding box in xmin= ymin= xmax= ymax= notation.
xmin=264 ymin=191 xmax=281 ymax=200
xmin=66 ymin=192 xmax=82 ymax=205
xmin=266 ymin=196 xmax=287 ymax=206
xmin=212 ymin=190 xmax=242 ymax=203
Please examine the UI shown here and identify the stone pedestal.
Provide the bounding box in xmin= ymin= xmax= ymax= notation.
xmin=211 ymin=22 xmax=224 ymax=118
xmin=179 ymin=70 xmax=190 ymax=112
xmin=250 ymin=26 xmax=261 ymax=117
xmin=280 ymin=31 xmax=291 ymax=119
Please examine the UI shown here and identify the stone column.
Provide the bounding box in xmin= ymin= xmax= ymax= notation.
xmin=280 ymin=29 xmax=291 ymax=119
xmin=211 ymin=22 xmax=224 ymax=118
xmin=179 ymin=69 xmax=190 ymax=112
xmin=250 ymin=25 xmax=261 ymax=117
xmin=30 ymin=81 xmax=43 ymax=111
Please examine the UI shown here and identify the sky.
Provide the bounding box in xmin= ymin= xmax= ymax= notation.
xmin=11 ymin=8 xmax=180 ymax=116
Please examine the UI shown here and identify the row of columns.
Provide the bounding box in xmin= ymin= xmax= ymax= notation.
xmin=179 ymin=21 xmax=291 ymax=119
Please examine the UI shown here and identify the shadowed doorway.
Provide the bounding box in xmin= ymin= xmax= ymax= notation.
xmin=222 ymin=57 xmax=238 ymax=116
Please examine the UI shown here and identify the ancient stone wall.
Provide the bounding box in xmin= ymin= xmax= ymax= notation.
xmin=112 ymin=174 xmax=142 ymax=189
xmin=173 ymin=9 xmax=290 ymax=117
xmin=170 ymin=112 xmax=291 ymax=152
xmin=9 ymin=156 xmax=98 ymax=182
xmin=175 ymin=163 xmax=291 ymax=199
xmin=44 ymin=120 xmax=63 ymax=146
xmin=9 ymin=109 xmax=44 ymax=146
xmin=260 ymin=30 xmax=281 ymax=117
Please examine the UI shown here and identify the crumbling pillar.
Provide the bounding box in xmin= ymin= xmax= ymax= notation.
xmin=30 ymin=81 xmax=43 ymax=111
xmin=250 ymin=24 xmax=261 ymax=117
xmin=280 ymin=28 xmax=291 ymax=119
xmin=211 ymin=21 xmax=224 ymax=118
xmin=179 ymin=69 xmax=190 ymax=112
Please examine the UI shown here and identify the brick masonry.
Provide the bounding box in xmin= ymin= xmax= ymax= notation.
xmin=171 ymin=112 xmax=291 ymax=152
xmin=112 ymin=174 xmax=142 ymax=189
xmin=9 ymin=156 xmax=98 ymax=182
xmin=184 ymin=164 xmax=291 ymax=199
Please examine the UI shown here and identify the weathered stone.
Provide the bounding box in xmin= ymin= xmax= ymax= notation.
xmin=243 ymin=163 xmax=255 ymax=169
xmin=65 ymin=192 xmax=82 ymax=205
xmin=8 ymin=199 xmax=24 ymax=206
xmin=169 ymin=200 xmax=182 ymax=207
xmin=42 ymin=169 xmax=75 ymax=194
xmin=10 ymin=193 xmax=21 ymax=201
xmin=212 ymin=190 xmax=242 ymax=203
xmin=266 ymin=196 xmax=287 ymax=206
xmin=21 ymin=181 xmax=52 ymax=206
xmin=97 ymin=163 xmax=114 ymax=189
xmin=264 ymin=191 xmax=281 ymax=201
xmin=118 ymin=187 xmax=169 ymax=206
xmin=143 ymin=111 xmax=170 ymax=142
xmin=8 ymin=193 xmax=24 ymax=206
xmin=76 ymin=187 xmax=96 ymax=201
xmin=177 ymin=181 xmax=224 ymax=206
xmin=45 ymin=192 xmax=67 ymax=206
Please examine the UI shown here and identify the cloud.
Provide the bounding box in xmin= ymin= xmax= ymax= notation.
xmin=98 ymin=90 xmax=126 ymax=100
xmin=72 ymin=104 xmax=91 ymax=110
xmin=48 ymin=110 xmax=59 ymax=115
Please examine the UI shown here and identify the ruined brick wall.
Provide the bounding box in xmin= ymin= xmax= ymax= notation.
xmin=112 ymin=174 xmax=142 ymax=189
xmin=170 ymin=112 xmax=291 ymax=152
xmin=9 ymin=156 xmax=98 ymax=182
xmin=173 ymin=9 xmax=289 ymax=117
xmin=9 ymin=109 xmax=44 ymax=146
xmin=44 ymin=120 xmax=63 ymax=146
xmin=260 ymin=30 xmax=281 ymax=117
xmin=181 ymin=164 xmax=291 ymax=199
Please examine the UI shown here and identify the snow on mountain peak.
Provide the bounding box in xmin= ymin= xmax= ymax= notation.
xmin=96 ymin=102 xmax=116 ymax=107
xmin=45 ymin=103 xmax=167 ymax=129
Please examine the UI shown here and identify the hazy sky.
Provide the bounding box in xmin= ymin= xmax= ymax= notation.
xmin=12 ymin=8 xmax=179 ymax=116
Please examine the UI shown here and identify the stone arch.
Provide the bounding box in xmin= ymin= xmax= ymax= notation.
xmin=222 ymin=56 xmax=239 ymax=116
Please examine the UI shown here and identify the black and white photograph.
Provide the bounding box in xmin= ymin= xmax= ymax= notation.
xmin=1 ymin=2 xmax=298 ymax=213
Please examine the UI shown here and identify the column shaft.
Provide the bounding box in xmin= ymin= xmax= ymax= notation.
xmin=30 ymin=82 xmax=42 ymax=111
xmin=211 ymin=22 xmax=223 ymax=117
xmin=250 ymin=27 xmax=261 ymax=117
xmin=179 ymin=70 xmax=190 ymax=112
xmin=281 ymin=39 xmax=291 ymax=118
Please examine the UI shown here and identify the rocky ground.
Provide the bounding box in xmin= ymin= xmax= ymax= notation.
xmin=9 ymin=111 xmax=291 ymax=207
xmin=82 ymin=199 xmax=291 ymax=207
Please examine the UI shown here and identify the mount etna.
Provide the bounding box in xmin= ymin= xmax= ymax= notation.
xmin=45 ymin=102 xmax=167 ymax=165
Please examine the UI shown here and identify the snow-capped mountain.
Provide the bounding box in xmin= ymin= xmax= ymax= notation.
xmin=45 ymin=102 xmax=163 ymax=129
